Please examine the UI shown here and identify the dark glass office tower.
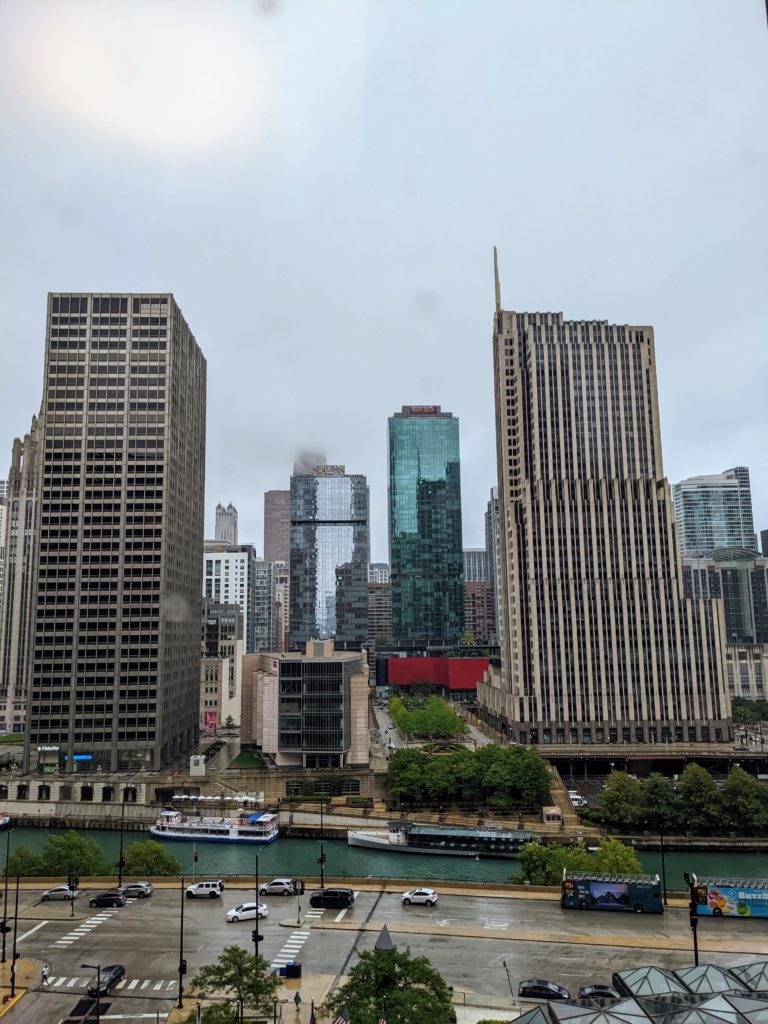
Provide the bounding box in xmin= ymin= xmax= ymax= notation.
xmin=388 ymin=406 xmax=464 ymax=642
xmin=289 ymin=465 xmax=369 ymax=646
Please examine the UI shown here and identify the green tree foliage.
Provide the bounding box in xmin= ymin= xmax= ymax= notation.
xmin=385 ymin=744 xmax=550 ymax=811
xmin=7 ymin=847 xmax=43 ymax=876
xmin=39 ymin=831 xmax=111 ymax=877
xmin=190 ymin=946 xmax=280 ymax=1019
xmin=731 ymin=697 xmax=768 ymax=723
xmin=122 ymin=839 xmax=181 ymax=877
xmin=388 ymin=696 xmax=468 ymax=739
xmin=513 ymin=839 xmax=642 ymax=885
xmin=720 ymin=765 xmax=768 ymax=834
xmin=183 ymin=1004 xmax=237 ymax=1024
xmin=677 ymin=764 xmax=722 ymax=833
xmin=599 ymin=772 xmax=644 ymax=827
xmin=642 ymin=773 xmax=678 ymax=830
xmin=323 ymin=946 xmax=454 ymax=1024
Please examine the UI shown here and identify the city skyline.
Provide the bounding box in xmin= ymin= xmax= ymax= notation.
xmin=0 ymin=1 xmax=765 ymax=562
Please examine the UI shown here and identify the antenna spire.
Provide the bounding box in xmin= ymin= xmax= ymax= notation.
xmin=493 ymin=246 xmax=501 ymax=313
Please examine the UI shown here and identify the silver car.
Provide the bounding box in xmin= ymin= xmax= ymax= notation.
xmin=41 ymin=885 xmax=79 ymax=902
xmin=259 ymin=878 xmax=294 ymax=897
xmin=121 ymin=881 xmax=154 ymax=899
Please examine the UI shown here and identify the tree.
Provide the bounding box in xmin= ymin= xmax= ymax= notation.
xmin=513 ymin=843 xmax=591 ymax=885
xmin=641 ymin=773 xmax=679 ymax=831
xmin=123 ymin=839 xmax=181 ymax=876
xmin=183 ymin=1004 xmax=237 ymax=1024
xmin=190 ymin=946 xmax=280 ymax=1021
xmin=678 ymin=764 xmax=722 ymax=832
xmin=598 ymin=772 xmax=644 ymax=828
xmin=7 ymin=847 xmax=42 ymax=877
xmin=38 ymin=831 xmax=111 ymax=877
xmin=591 ymin=838 xmax=643 ymax=874
xmin=720 ymin=766 xmax=768 ymax=834
xmin=323 ymin=946 xmax=454 ymax=1024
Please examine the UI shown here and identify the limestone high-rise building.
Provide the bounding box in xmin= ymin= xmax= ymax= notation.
xmin=0 ymin=418 xmax=41 ymax=735
xmin=215 ymin=502 xmax=238 ymax=545
xmin=480 ymin=257 xmax=730 ymax=745
xmin=24 ymin=293 xmax=206 ymax=772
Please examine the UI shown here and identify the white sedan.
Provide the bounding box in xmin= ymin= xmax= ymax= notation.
xmin=226 ymin=901 xmax=268 ymax=922
xmin=401 ymin=887 xmax=439 ymax=906
xmin=41 ymin=885 xmax=79 ymax=902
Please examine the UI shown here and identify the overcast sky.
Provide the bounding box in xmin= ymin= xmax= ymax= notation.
xmin=0 ymin=0 xmax=766 ymax=561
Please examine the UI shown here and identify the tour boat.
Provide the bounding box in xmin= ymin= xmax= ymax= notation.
xmin=347 ymin=820 xmax=533 ymax=858
xmin=149 ymin=808 xmax=279 ymax=844
xmin=0 ymin=814 xmax=9 ymax=831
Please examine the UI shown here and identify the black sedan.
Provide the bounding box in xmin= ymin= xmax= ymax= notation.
xmin=87 ymin=964 xmax=126 ymax=997
xmin=519 ymin=979 xmax=571 ymax=1001
xmin=309 ymin=888 xmax=355 ymax=909
xmin=89 ymin=890 xmax=127 ymax=908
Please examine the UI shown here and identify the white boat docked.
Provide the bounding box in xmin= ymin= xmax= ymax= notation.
xmin=348 ymin=820 xmax=533 ymax=859
xmin=149 ymin=809 xmax=279 ymax=844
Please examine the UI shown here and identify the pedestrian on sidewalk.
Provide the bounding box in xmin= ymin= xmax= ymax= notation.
xmin=41 ymin=963 xmax=50 ymax=985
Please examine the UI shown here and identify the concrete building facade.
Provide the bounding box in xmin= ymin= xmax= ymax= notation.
xmin=241 ymin=641 xmax=370 ymax=768
xmin=368 ymin=563 xmax=390 ymax=584
xmin=201 ymin=599 xmax=244 ymax=730
xmin=463 ymin=549 xmax=489 ymax=582
xmin=482 ymin=280 xmax=729 ymax=746
xmin=673 ymin=467 xmax=757 ymax=556
xmin=0 ymin=419 xmax=41 ymax=735
xmin=485 ymin=486 xmax=500 ymax=644
xmin=463 ymin=579 xmax=495 ymax=645
xmin=203 ymin=542 xmax=260 ymax=653
xmin=214 ymin=502 xmax=238 ymax=545
xmin=264 ymin=489 xmax=290 ymax=564
xmin=24 ymin=292 xmax=206 ymax=772
xmin=367 ymin=582 xmax=392 ymax=647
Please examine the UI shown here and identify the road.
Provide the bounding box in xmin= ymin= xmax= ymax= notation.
xmin=8 ymin=882 xmax=768 ymax=1022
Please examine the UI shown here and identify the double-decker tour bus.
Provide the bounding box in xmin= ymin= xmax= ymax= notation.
xmin=562 ymin=870 xmax=664 ymax=914
xmin=691 ymin=876 xmax=768 ymax=918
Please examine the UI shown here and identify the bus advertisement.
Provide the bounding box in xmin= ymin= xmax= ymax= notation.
xmin=692 ymin=876 xmax=768 ymax=918
xmin=562 ymin=872 xmax=663 ymax=914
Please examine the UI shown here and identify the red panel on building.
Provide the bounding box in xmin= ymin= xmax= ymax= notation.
xmin=387 ymin=657 xmax=488 ymax=691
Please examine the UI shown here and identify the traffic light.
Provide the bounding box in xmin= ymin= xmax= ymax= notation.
xmin=0 ymin=925 xmax=11 ymax=934
xmin=118 ymin=855 xmax=126 ymax=869
xmin=179 ymin=959 xmax=187 ymax=976
xmin=298 ymin=879 xmax=305 ymax=895
xmin=252 ymin=930 xmax=264 ymax=943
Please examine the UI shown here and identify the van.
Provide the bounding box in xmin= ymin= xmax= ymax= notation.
xmin=186 ymin=879 xmax=224 ymax=899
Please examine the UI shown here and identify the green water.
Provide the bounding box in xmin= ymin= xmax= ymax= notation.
xmin=0 ymin=827 xmax=765 ymax=887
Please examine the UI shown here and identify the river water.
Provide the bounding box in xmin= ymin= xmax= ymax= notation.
xmin=1 ymin=827 xmax=765 ymax=887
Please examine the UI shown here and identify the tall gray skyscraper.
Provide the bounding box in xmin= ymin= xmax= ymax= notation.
xmin=672 ymin=467 xmax=757 ymax=555
xmin=388 ymin=406 xmax=464 ymax=643
xmin=0 ymin=419 xmax=41 ymax=735
xmin=485 ymin=486 xmax=499 ymax=644
xmin=264 ymin=489 xmax=290 ymax=563
xmin=24 ymin=293 xmax=206 ymax=772
xmin=463 ymin=549 xmax=488 ymax=581
xmin=215 ymin=502 xmax=238 ymax=545
xmin=289 ymin=464 xmax=369 ymax=647
xmin=481 ymin=261 xmax=729 ymax=746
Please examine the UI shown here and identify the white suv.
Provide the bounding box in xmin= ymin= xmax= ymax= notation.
xmin=259 ymin=878 xmax=294 ymax=897
xmin=185 ymin=879 xmax=224 ymax=899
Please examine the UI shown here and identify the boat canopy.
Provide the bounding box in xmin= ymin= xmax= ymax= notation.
xmin=247 ymin=813 xmax=273 ymax=823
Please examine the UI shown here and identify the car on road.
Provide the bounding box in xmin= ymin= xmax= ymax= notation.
xmin=309 ymin=888 xmax=355 ymax=909
xmin=41 ymin=885 xmax=79 ymax=902
xmin=89 ymin=889 xmax=127 ymax=908
xmin=401 ymin=887 xmax=439 ymax=906
xmin=259 ymin=878 xmax=295 ymax=897
xmin=185 ymin=879 xmax=224 ymax=899
xmin=87 ymin=964 xmax=126 ymax=997
xmin=226 ymin=901 xmax=268 ymax=922
xmin=121 ymin=881 xmax=153 ymax=899
xmin=578 ymin=985 xmax=621 ymax=1001
xmin=519 ymin=979 xmax=571 ymax=1001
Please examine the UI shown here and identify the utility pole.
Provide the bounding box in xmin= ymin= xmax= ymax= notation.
xmin=684 ymin=872 xmax=700 ymax=966
xmin=1 ymin=827 xmax=14 ymax=963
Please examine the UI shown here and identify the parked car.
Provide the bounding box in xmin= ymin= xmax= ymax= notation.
xmin=578 ymin=985 xmax=621 ymax=1001
xmin=226 ymin=902 xmax=268 ymax=922
xmin=519 ymin=980 xmax=571 ymax=1001
xmin=121 ymin=881 xmax=153 ymax=899
xmin=40 ymin=885 xmax=79 ymax=902
xmin=87 ymin=964 xmax=126 ymax=997
xmin=185 ymin=880 xmax=224 ymax=899
xmin=89 ymin=890 xmax=127 ymax=908
xmin=401 ymin=887 xmax=439 ymax=906
xmin=259 ymin=878 xmax=295 ymax=897
xmin=309 ymin=888 xmax=355 ymax=909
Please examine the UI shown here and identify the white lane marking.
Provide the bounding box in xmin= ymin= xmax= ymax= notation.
xmin=16 ymin=920 xmax=48 ymax=942
xmin=140 ymin=979 xmax=150 ymax=989
xmin=116 ymin=980 xmax=127 ymax=990
xmin=334 ymin=908 xmax=348 ymax=922
xmin=167 ymin=981 xmax=177 ymax=990
xmin=67 ymin=977 xmax=78 ymax=986
xmin=128 ymin=978 xmax=139 ymax=989
xmin=78 ymin=978 xmax=89 ymax=986
xmin=153 ymin=981 xmax=163 ymax=990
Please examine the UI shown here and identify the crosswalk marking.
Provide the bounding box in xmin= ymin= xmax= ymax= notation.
xmin=49 ymin=975 xmax=177 ymax=992
xmin=128 ymin=978 xmax=139 ymax=989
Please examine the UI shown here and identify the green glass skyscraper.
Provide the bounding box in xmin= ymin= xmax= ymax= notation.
xmin=388 ymin=406 xmax=464 ymax=642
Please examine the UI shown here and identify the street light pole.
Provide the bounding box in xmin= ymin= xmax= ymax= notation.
xmin=319 ymin=799 xmax=326 ymax=889
xmin=178 ymin=875 xmax=186 ymax=1009
xmin=1 ymin=827 xmax=14 ymax=963
xmin=117 ymin=789 xmax=126 ymax=888
xmin=659 ymin=824 xmax=668 ymax=906
xmin=82 ymin=963 xmax=101 ymax=1024
xmin=254 ymin=850 xmax=261 ymax=961
xmin=684 ymin=873 xmax=700 ymax=966
xmin=10 ymin=875 xmax=19 ymax=997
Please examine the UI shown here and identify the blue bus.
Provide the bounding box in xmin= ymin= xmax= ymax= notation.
xmin=692 ymin=876 xmax=768 ymax=918
xmin=562 ymin=871 xmax=664 ymax=914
